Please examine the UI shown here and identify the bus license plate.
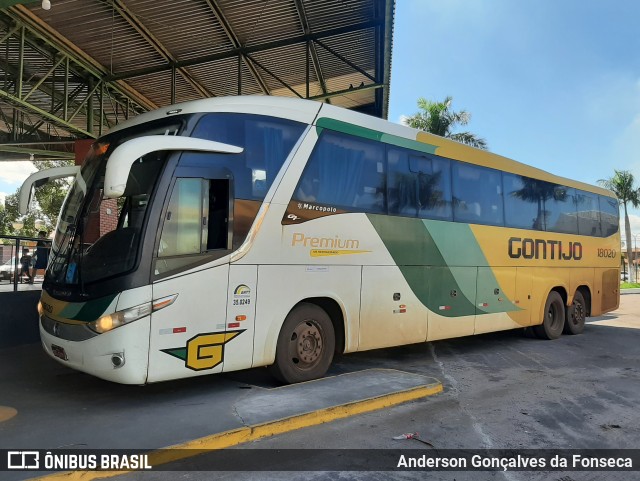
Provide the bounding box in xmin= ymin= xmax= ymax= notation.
xmin=51 ymin=344 xmax=68 ymax=361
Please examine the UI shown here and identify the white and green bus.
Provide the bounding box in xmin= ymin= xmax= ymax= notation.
xmin=21 ymin=96 xmax=620 ymax=385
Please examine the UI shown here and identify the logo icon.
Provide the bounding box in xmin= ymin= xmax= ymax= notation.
xmin=8 ymin=451 xmax=40 ymax=470
xmin=233 ymin=285 xmax=251 ymax=297
xmin=161 ymin=331 xmax=244 ymax=371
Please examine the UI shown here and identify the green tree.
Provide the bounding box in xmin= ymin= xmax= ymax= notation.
xmin=0 ymin=203 xmax=12 ymax=237
xmin=32 ymin=160 xmax=74 ymax=228
xmin=3 ymin=192 xmax=42 ymax=237
xmin=598 ymin=170 xmax=640 ymax=282
xmin=404 ymin=96 xmax=488 ymax=150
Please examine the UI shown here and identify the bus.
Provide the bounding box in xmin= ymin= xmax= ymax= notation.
xmin=21 ymin=96 xmax=620 ymax=385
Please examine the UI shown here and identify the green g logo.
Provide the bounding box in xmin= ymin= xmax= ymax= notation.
xmin=161 ymin=331 xmax=244 ymax=371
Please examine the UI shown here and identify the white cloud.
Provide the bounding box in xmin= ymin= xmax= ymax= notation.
xmin=0 ymin=161 xmax=37 ymax=185
xmin=0 ymin=192 xmax=6 ymax=206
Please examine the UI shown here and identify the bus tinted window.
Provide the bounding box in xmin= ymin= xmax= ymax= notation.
xmin=190 ymin=113 xmax=306 ymax=200
xmin=503 ymin=174 xmax=547 ymax=231
xmin=387 ymin=148 xmax=418 ymax=217
xmin=158 ymin=178 xmax=203 ymax=257
xmin=599 ymin=195 xmax=619 ymax=237
xmin=387 ymin=148 xmax=452 ymax=220
xmin=576 ymin=192 xmax=601 ymax=236
xmin=295 ymin=130 xmax=386 ymax=213
xmin=452 ymin=162 xmax=504 ymax=226
xmin=545 ymin=186 xmax=577 ymax=234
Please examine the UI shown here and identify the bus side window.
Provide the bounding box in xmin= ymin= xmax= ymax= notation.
xmin=294 ymin=130 xmax=385 ymax=213
xmin=599 ymin=195 xmax=619 ymax=237
xmin=206 ymin=179 xmax=229 ymax=251
xmin=452 ymin=162 xmax=504 ymax=226
xmin=158 ymin=178 xmax=203 ymax=257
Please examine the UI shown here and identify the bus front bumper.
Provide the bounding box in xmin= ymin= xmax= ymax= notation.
xmin=39 ymin=317 xmax=150 ymax=385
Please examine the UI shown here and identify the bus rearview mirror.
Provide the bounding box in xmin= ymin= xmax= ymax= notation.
xmin=104 ymin=136 xmax=243 ymax=198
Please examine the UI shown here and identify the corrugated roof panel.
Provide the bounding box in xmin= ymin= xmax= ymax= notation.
xmin=27 ymin=0 xmax=167 ymax=74
xmin=125 ymin=0 xmax=234 ymax=62
xmin=249 ymin=42 xmax=312 ymax=97
xmin=304 ymin=0 xmax=375 ymax=31
xmin=125 ymin=70 xmax=175 ymax=106
xmin=0 ymin=0 xmax=392 ymax=152
xmin=217 ymin=0 xmax=303 ymax=46
xmin=188 ymin=57 xmax=265 ymax=97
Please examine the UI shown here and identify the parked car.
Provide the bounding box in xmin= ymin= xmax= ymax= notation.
xmin=0 ymin=258 xmax=16 ymax=281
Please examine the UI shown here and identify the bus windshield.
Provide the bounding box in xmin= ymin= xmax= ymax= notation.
xmin=47 ymin=124 xmax=180 ymax=287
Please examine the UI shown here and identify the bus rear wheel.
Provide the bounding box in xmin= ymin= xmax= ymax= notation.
xmin=563 ymin=291 xmax=586 ymax=335
xmin=269 ymin=303 xmax=335 ymax=384
xmin=533 ymin=291 xmax=565 ymax=340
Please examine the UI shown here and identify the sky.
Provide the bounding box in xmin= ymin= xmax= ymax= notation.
xmin=2 ymin=0 xmax=640 ymax=236
xmin=388 ymin=0 xmax=640 ymax=238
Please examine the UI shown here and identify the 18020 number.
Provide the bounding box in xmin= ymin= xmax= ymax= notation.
xmin=597 ymin=248 xmax=617 ymax=258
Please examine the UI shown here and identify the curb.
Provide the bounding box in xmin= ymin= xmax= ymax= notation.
xmin=29 ymin=379 xmax=443 ymax=480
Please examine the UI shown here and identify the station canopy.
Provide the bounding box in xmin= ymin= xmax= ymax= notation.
xmin=0 ymin=0 xmax=394 ymax=161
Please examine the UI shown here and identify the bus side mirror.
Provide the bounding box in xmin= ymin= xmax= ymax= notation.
xmin=19 ymin=166 xmax=82 ymax=215
xmin=104 ymin=136 xmax=243 ymax=198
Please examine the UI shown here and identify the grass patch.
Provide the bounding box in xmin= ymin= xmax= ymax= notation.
xmin=620 ymin=282 xmax=640 ymax=289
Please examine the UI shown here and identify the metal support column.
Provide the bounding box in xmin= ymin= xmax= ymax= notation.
xmin=86 ymin=77 xmax=94 ymax=135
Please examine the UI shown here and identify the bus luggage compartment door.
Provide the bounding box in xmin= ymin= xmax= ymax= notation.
xmin=359 ymin=266 xmax=427 ymax=350
xmin=147 ymin=264 xmax=230 ymax=382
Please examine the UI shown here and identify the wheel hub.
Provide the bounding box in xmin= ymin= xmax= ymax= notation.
xmin=572 ymin=302 xmax=585 ymax=325
xmin=292 ymin=321 xmax=323 ymax=365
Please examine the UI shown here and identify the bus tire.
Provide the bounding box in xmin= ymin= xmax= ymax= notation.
xmin=563 ymin=291 xmax=586 ymax=335
xmin=269 ymin=303 xmax=335 ymax=384
xmin=532 ymin=291 xmax=565 ymax=340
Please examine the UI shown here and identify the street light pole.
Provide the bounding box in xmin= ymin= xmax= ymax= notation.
xmin=633 ymin=234 xmax=640 ymax=283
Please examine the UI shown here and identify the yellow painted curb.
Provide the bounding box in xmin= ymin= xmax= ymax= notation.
xmin=0 ymin=406 xmax=18 ymax=423
xmin=28 ymin=381 xmax=442 ymax=481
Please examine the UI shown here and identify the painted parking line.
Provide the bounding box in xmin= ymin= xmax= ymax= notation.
xmin=28 ymin=379 xmax=442 ymax=480
xmin=0 ymin=405 xmax=17 ymax=423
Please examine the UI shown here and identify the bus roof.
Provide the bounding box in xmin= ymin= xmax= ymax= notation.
xmin=317 ymin=102 xmax=616 ymax=199
xmin=107 ymin=96 xmax=616 ymax=199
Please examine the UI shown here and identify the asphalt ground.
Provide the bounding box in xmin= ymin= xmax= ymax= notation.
xmin=2 ymin=295 xmax=640 ymax=481
xmin=119 ymin=295 xmax=640 ymax=481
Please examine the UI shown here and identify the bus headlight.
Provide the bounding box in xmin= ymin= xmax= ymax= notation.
xmin=89 ymin=303 xmax=152 ymax=334
xmin=87 ymin=295 xmax=177 ymax=334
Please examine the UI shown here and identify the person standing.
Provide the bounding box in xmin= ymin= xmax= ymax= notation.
xmin=19 ymin=248 xmax=33 ymax=284
xmin=34 ymin=230 xmax=50 ymax=279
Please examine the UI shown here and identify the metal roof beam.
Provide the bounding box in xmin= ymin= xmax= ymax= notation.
xmin=109 ymin=0 xmax=214 ymax=99
xmin=0 ymin=87 xmax=94 ymax=138
xmin=307 ymin=82 xmax=383 ymax=102
xmin=107 ymin=19 xmax=384 ymax=81
xmin=314 ymin=39 xmax=376 ymax=83
xmin=292 ymin=0 xmax=328 ymax=101
xmin=202 ymin=0 xmax=270 ymax=95
xmin=245 ymin=53 xmax=302 ymax=98
xmin=6 ymin=5 xmax=157 ymax=111
xmin=381 ymin=0 xmax=394 ymax=119
xmin=0 ymin=53 xmax=75 ymax=137
xmin=0 ymin=145 xmax=72 ymax=159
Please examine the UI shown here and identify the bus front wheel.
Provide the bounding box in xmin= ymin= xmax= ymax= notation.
xmin=269 ymin=303 xmax=335 ymax=384
xmin=533 ymin=291 xmax=565 ymax=340
xmin=563 ymin=291 xmax=586 ymax=335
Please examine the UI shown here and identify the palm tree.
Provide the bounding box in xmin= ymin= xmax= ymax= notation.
xmin=598 ymin=170 xmax=640 ymax=282
xmin=403 ymin=96 xmax=488 ymax=150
